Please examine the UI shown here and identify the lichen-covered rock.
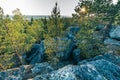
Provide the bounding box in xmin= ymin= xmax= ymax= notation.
xmin=91 ymin=53 xmax=120 ymax=66
xmin=89 ymin=59 xmax=120 ymax=80
xmin=0 ymin=65 xmax=32 ymax=80
xmin=72 ymin=48 xmax=81 ymax=63
xmin=50 ymin=37 xmax=75 ymax=61
xmin=110 ymin=26 xmax=120 ymax=40
xmin=31 ymin=62 xmax=54 ymax=74
xmin=34 ymin=59 xmax=120 ymax=80
xmin=26 ymin=41 xmax=45 ymax=64
xmin=104 ymin=38 xmax=120 ymax=47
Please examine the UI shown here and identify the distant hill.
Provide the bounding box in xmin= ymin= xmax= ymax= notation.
xmin=7 ymin=15 xmax=71 ymax=20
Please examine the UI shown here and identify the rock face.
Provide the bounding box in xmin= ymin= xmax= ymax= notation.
xmin=26 ymin=41 xmax=44 ymax=64
xmin=26 ymin=26 xmax=80 ymax=64
xmin=31 ymin=62 xmax=54 ymax=74
xmin=91 ymin=53 xmax=120 ymax=66
xmin=104 ymin=38 xmax=120 ymax=54
xmin=55 ymin=37 xmax=76 ymax=60
xmin=104 ymin=38 xmax=120 ymax=47
xmin=72 ymin=48 xmax=81 ymax=63
xmin=0 ymin=65 xmax=32 ymax=80
xmin=110 ymin=26 xmax=120 ymax=40
xmin=34 ymin=59 xmax=120 ymax=80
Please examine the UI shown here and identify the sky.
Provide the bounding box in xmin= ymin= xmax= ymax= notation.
xmin=0 ymin=0 xmax=118 ymax=16
xmin=0 ymin=0 xmax=79 ymax=16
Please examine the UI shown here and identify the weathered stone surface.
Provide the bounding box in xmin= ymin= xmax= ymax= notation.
xmin=72 ymin=48 xmax=81 ymax=63
xmin=55 ymin=37 xmax=75 ymax=60
xmin=110 ymin=26 xmax=120 ymax=40
xmin=26 ymin=41 xmax=45 ymax=64
xmin=34 ymin=59 xmax=120 ymax=80
xmin=31 ymin=62 xmax=54 ymax=74
xmin=104 ymin=38 xmax=120 ymax=47
xmin=91 ymin=53 xmax=120 ymax=66
xmin=104 ymin=38 xmax=120 ymax=54
xmin=0 ymin=65 xmax=32 ymax=80
xmin=89 ymin=59 xmax=120 ymax=80
xmin=67 ymin=26 xmax=80 ymax=40
xmin=1 ymin=54 xmax=120 ymax=80
xmin=33 ymin=59 xmax=120 ymax=80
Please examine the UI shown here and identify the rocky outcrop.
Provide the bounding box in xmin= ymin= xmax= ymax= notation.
xmin=0 ymin=54 xmax=120 ymax=80
xmin=26 ymin=41 xmax=44 ymax=64
xmin=26 ymin=27 xmax=80 ymax=64
xmin=109 ymin=26 xmax=120 ymax=40
xmin=104 ymin=38 xmax=120 ymax=54
xmin=91 ymin=53 xmax=120 ymax=66
xmin=0 ymin=65 xmax=32 ymax=80
xmin=34 ymin=59 xmax=120 ymax=80
xmin=31 ymin=62 xmax=54 ymax=75
xmin=0 ymin=62 xmax=54 ymax=80
xmin=55 ymin=37 xmax=76 ymax=60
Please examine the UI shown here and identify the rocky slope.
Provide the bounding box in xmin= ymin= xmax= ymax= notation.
xmin=0 ymin=26 xmax=120 ymax=80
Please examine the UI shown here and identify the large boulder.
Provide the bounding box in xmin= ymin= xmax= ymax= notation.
xmin=104 ymin=38 xmax=120 ymax=54
xmin=55 ymin=37 xmax=76 ymax=60
xmin=0 ymin=62 xmax=54 ymax=80
xmin=26 ymin=41 xmax=44 ymax=64
xmin=88 ymin=59 xmax=120 ymax=80
xmin=110 ymin=26 xmax=120 ymax=40
xmin=31 ymin=62 xmax=54 ymax=75
xmin=90 ymin=53 xmax=120 ymax=66
xmin=34 ymin=59 xmax=120 ymax=80
xmin=78 ymin=53 xmax=120 ymax=67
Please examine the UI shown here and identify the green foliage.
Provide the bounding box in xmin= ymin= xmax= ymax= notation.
xmin=43 ymin=2 xmax=65 ymax=65
xmin=0 ymin=8 xmax=44 ymax=70
xmin=0 ymin=54 xmax=14 ymax=71
xmin=74 ymin=0 xmax=107 ymax=59
xmin=45 ymin=2 xmax=64 ymax=38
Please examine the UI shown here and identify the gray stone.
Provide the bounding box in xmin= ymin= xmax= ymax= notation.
xmin=91 ymin=53 xmax=120 ymax=66
xmin=34 ymin=59 xmax=120 ymax=80
xmin=89 ymin=59 xmax=120 ymax=80
xmin=0 ymin=68 xmax=23 ymax=80
xmin=43 ymin=59 xmax=120 ymax=80
xmin=55 ymin=37 xmax=75 ymax=60
xmin=26 ymin=41 xmax=45 ymax=64
xmin=66 ymin=26 xmax=80 ymax=40
xmin=104 ymin=38 xmax=120 ymax=54
xmin=72 ymin=49 xmax=81 ymax=63
xmin=104 ymin=38 xmax=120 ymax=47
xmin=110 ymin=26 xmax=120 ymax=40
xmin=31 ymin=62 xmax=54 ymax=74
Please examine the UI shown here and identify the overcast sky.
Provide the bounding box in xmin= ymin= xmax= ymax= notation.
xmin=0 ymin=0 xmax=79 ymax=16
xmin=0 ymin=0 xmax=118 ymax=16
